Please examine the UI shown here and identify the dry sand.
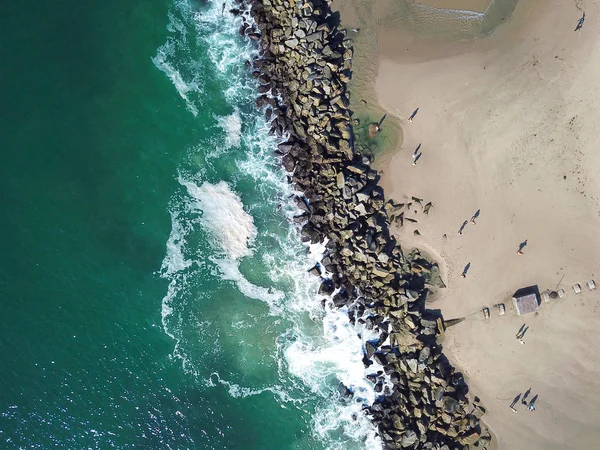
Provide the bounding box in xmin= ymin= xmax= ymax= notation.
xmin=356 ymin=0 xmax=600 ymax=448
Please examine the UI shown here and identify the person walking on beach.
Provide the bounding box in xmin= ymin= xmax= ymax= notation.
xmin=517 ymin=239 xmax=528 ymax=255
xmin=413 ymin=143 xmax=421 ymax=159
xmin=408 ymin=108 xmax=419 ymax=123
xmin=528 ymin=394 xmax=538 ymax=411
xmin=509 ymin=393 xmax=521 ymax=412
xmin=575 ymin=12 xmax=585 ymax=31
xmin=460 ymin=262 xmax=471 ymax=278
xmin=412 ymin=152 xmax=422 ymax=166
xmin=470 ymin=209 xmax=480 ymax=224
xmin=522 ymin=388 xmax=532 ymax=405
xmin=458 ymin=220 xmax=468 ymax=235
xmin=516 ymin=325 xmax=529 ymax=342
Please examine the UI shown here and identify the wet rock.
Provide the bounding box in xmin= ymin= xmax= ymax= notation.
xmin=373 ymin=352 xmax=387 ymax=366
xmin=365 ymin=341 xmax=377 ymax=359
xmin=318 ymin=279 xmax=334 ymax=296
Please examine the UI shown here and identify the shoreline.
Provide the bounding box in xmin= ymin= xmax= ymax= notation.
xmin=371 ymin=0 xmax=600 ymax=448
xmin=238 ymin=0 xmax=492 ymax=448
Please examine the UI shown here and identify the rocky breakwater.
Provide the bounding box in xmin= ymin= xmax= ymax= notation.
xmin=236 ymin=0 xmax=491 ymax=448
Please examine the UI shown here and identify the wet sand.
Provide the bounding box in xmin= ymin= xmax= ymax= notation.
xmin=416 ymin=0 xmax=492 ymax=13
xmin=341 ymin=0 xmax=600 ymax=448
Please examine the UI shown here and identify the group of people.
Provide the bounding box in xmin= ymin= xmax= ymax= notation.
xmin=509 ymin=388 xmax=538 ymax=413
xmin=407 ymin=108 xmax=423 ymax=166
xmin=516 ymin=323 xmax=529 ymax=345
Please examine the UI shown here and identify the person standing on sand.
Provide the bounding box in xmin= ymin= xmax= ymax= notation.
xmin=470 ymin=209 xmax=480 ymax=224
xmin=408 ymin=108 xmax=419 ymax=123
xmin=575 ymin=12 xmax=585 ymax=31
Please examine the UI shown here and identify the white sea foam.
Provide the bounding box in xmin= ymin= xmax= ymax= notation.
xmin=152 ymin=40 xmax=201 ymax=116
xmin=157 ymin=0 xmax=383 ymax=448
xmin=217 ymin=110 xmax=242 ymax=149
xmin=162 ymin=209 xmax=193 ymax=276
xmin=212 ymin=257 xmax=284 ymax=305
xmin=179 ymin=178 xmax=257 ymax=259
xmin=208 ymin=372 xmax=298 ymax=403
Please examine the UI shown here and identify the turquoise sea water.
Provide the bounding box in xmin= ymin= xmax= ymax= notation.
xmin=0 ymin=1 xmax=380 ymax=448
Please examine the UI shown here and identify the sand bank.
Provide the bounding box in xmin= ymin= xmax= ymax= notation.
xmin=365 ymin=0 xmax=600 ymax=448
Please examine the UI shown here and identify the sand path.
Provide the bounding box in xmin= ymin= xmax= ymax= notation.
xmin=372 ymin=0 xmax=600 ymax=448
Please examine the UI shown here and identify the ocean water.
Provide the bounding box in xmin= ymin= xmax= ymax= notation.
xmin=0 ymin=0 xmax=381 ymax=449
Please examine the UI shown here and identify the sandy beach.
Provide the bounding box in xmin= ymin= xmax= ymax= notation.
xmin=340 ymin=0 xmax=600 ymax=448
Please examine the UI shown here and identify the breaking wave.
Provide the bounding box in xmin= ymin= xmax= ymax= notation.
xmin=156 ymin=0 xmax=382 ymax=448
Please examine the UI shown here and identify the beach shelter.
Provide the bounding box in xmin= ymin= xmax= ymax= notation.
xmin=512 ymin=286 xmax=541 ymax=316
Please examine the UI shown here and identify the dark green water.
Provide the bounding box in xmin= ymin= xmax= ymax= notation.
xmin=0 ymin=0 xmax=380 ymax=448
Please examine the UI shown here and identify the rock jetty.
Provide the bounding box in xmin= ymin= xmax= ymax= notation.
xmin=236 ymin=0 xmax=491 ymax=448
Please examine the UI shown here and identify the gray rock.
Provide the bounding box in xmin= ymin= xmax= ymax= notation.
xmin=377 ymin=253 xmax=390 ymax=265
xmin=365 ymin=341 xmax=377 ymax=359
xmin=442 ymin=396 xmax=460 ymax=414
xmin=284 ymin=38 xmax=299 ymax=48
xmin=406 ymin=359 xmax=418 ymax=373
xmin=400 ymin=430 xmax=417 ymax=447
xmin=418 ymin=347 xmax=431 ymax=363
xmin=371 ymin=265 xmax=389 ymax=277
xmin=373 ymin=352 xmax=387 ymax=366
xmin=355 ymin=203 xmax=367 ymax=216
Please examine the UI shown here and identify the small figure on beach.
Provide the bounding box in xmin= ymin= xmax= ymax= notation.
xmin=408 ymin=108 xmax=419 ymax=123
xmin=517 ymin=239 xmax=528 ymax=255
xmin=458 ymin=220 xmax=468 ymax=235
xmin=460 ymin=262 xmax=471 ymax=278
xmin=516 ymin=324 xmax=529 ymax=341
xmin=413 ymin=143 xmax=422 ymax=159
xmin=522 ymin=388 xmax=532 ymax=405
xmin=509 ymin=393 xmax=521 ymax=412
xmin=412 ymin=152 xmax=422 ymax=166
xmin=528 ymin=394 xmax=538 ymax=411
xmin=368 ymin=114 xmax=387 ymax=139
xmin=575 ymin=12 xmax=585 ymax=32
xmin=367 ymin=123 xmax=380 ymax=139
xmin=470 ymin=209 xmax=481 ymax=224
